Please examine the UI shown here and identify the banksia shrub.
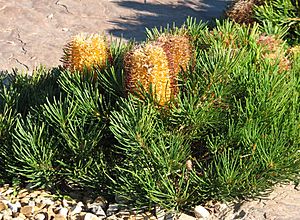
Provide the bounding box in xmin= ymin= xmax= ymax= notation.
xmin=254 ymin=0 xmax=300 ymax=45
xmin=61 ymin=33 xmax=109 ymax=72
xmin=124 ymin=43 xmax=173 ymax=105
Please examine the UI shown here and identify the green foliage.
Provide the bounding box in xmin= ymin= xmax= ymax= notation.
xmin=0 ymin=69 xmax=114 ymax=192
xmin=110 ymin=98 xmax=192 ymax=210
xmin=0 ymin=17 xmax=299 ymax=214
xmin=183 ymin=19 xmax=300 ymax=203
xmin=254 ymin=0 xmax=300 ymax=45
xmin=0 ymin=80 xmax=18 ymax=181
xmin=96 ymin=38 xmax=130 ymax=99
xmin=8 ymin=117 xmax=58 ymax=188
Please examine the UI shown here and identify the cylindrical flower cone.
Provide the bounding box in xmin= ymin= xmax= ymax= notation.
xmin=124 ymin=43 xmax=174 ymax=105
xmin=61 ymin=33 xmax=109 ymax=73
xmin=157 ymin=34 xmax=193 ymax=93
xmin=226 ymin=0 xmax=263 ymax=24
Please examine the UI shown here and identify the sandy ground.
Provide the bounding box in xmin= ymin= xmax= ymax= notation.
xmin=0 ymin=0 xmax=232 ymax=72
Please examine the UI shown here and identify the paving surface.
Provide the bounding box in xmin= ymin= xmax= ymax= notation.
xmin=217 ymin=183 xmax=300 ymax=220
xmin=0 ymin=0 xmax=231 ymax=72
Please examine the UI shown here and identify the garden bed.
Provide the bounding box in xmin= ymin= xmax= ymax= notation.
xmin=0 ymin=0 xmax=299 ymax=219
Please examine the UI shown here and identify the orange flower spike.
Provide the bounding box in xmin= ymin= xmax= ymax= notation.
xmin=157 ymin=34 xmax=193 ymax=94
xmin=157 ymin=34 xmax=193 ymax=74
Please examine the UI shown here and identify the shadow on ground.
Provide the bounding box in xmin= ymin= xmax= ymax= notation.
xmin=108 ymin=0 xmax=232 ymax=41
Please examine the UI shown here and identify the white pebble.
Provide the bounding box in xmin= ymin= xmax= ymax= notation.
xmin=194 ymin=205 xmax=210 ymax=219
xmin=59 ymin=207 xmax=69 ymax=216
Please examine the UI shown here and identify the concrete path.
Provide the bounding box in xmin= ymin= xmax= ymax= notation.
xmin=216 ymin=183 xmax=300 ymax=220
xmin=0 ymin=0 xmax=232 ymax=72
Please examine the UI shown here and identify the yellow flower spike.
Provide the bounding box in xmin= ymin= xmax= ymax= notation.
xmin=124 ymin=43 xmax=173 ymax=105
xmin=61 ymin=33 xmax=109 ymax=72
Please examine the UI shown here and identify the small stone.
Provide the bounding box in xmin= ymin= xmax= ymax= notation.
xmin=89 ymin=204 xmax=106 ymax=216
xmin=84 ymin=213 xmax=99 ymax=220
xmin=194 ymin=205 xmax=210 ymax=219
xmin=186 ymin=160 xmax=193 ymax=171
xmin=62 ymin=28 xmax=69 ymax=32
xmin=143 ymin=211 xmax=155 ymax=219
xmin=178 ymin=213 xmax=196 ymax=220
xmin=55 ymin=201 xmax=62 ymax=206
xmin=34 ymin=213 xmax=46 ymax=220
xmin=7 ymin=202 xmax=21 ymax=213
xmin=3 ymin=214 xmax=12 ymax=220
xmin=20 ymin=205 xmax=34 ymax=217
xmin=3 ymin=189 xmax=14 ymax=196
xmin=71 ymin=202 xmax=84 ymax=215
xmin=41 ymin=198 xmax=54 ymax=205
xmin=28 ymin=201 xmax=35 ymax=207
xmin=106 ymin=215 xmax=118 ymax=220
xmin=2 ymin=208 xmax=12 ymax=216
xmin=0 ymin=185 xmax=9 ymax=193
xmin=59 ymin=207 xmax=69 ymax=216
xmin=28 ymin=191 xmax=42 ymax=198
xmin=47 ymin=205 xmax=56 ymax=219
xmin=155 ymin=206 xmax=165 ymax=220
xmin=62 ymin=200 xmax=69 ymax=207
xmin=17 ymin=213 xmax=27 ymax=220
xmin=165 ymin=212 xmax=176 ymax=220
xmin=106 ymin=204 xmax=119 ymax=216
xmin=20 ymin=197 xmax=30 ymax=205
xmin=54 ymin=214 xmax=67 ymax=220
xmin=17 ymin=190 xmax=29 ymax=199
xmin=35 ymin=202 xmax=46 ymax=210
xmin=0 ymin=201 xmax=8 ymax=211
xmin=115 ymin=211 xmax=130 ymax=219
xmin=74 ymin=212 xmax=85 ymax=220
xmin=128 ymin=214 xmax=143 ymax=220
xmin=93 ymin=196 xmax=107 ymax=209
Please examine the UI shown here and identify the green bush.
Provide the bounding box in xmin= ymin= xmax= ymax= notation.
xmin=254 ymin=0 xmax=300 ymax=45
xmin=0 ymin=18 xmax=299 ymax=213
xmin=227 ymin=0 xmax=300 ymax=45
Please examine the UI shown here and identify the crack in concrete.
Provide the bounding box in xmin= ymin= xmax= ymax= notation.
xmin=55 ymin=0 xmax=72 ymax=14
xmin=13 ymin=58 xmax=29 ymax=71
xmin=15 ymin=29 xmax=27 ymax=55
